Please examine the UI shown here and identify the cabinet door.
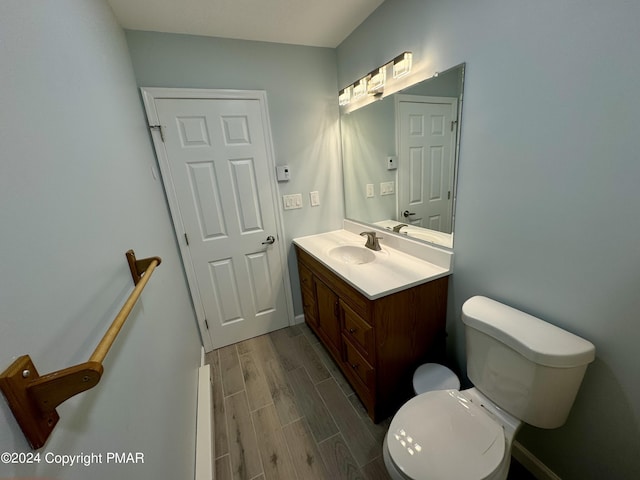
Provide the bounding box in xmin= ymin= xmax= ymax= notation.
xmin=298 ymin=263 xmax=317 ymax=326
xmin=314 ymin=278 xmax=341 ymax=356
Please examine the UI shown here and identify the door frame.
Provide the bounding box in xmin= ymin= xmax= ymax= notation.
xmin=140 ymin=88 xmax=294 ymax=351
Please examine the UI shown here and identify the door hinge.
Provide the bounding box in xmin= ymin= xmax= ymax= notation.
xmin=149 ymin=124 xmax=165 ymax=142
xmin=204 ymin=319 xmax=209 ymax=329
xmin=450 ymin=120 xmax=458 ymax=132
xmin=448 ymin=190 xmax=451 ymax=200
xmin=184 ymin=233 xmax=189 ymax=245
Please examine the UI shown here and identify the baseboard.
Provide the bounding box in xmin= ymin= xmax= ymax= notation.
xmin=294 ymin=313 xmax=305 ymax=325
xmin=195 ymin=352 xmax=213 ymax=480
xmin=513 ymin=441 xmax=561 ymax=480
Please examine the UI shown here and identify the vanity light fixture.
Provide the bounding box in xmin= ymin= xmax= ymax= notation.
xmin=338 ymin=51 xmax=413 ymax=107
xmin=338 ymin=85 xmax=352 ymax=106
xmin=392 ymin=51 xmax=413 ymax=79
xmin=367 ymin=66 xmax=386 ymax=94
xmin=352 ymin=77 xmax=368 ymax=99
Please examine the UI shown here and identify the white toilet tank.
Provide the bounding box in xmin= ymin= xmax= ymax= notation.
xmin=462 ymin=296 xmax=595 ymax=429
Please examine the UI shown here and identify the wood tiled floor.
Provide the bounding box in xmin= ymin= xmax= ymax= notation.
xmin=205 ymin=323 xmax=536 ymax=480
xmin=206 ymin=323 xmax=391 ymax=480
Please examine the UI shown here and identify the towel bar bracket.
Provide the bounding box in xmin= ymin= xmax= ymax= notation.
xmin=0 ymin=355 xmax=104 ymax=449
xmin=126 ymin=249 xmax=161 ymax=285
xmin=28 ymin=360 xmax=103 ymax=413
xmin=0 ymin=356 xmax=59 ymax=449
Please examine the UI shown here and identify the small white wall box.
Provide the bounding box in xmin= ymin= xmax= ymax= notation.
xmin=276 ymin=165 xmax=290 ymax=181
xmin=387 ymin=156 xmax=397 ymax=170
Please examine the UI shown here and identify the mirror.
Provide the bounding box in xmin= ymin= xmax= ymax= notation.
xmin=341 ymin=63 xmax=465 ymax=249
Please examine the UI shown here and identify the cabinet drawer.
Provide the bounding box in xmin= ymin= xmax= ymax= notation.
xmin=342 ymin=301 xmax=374 ymax=362
xmin=343 ymin=336 xmax=374 ymax=391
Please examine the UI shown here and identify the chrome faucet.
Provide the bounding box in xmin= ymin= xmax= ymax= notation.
xmin=360 ymin=231 xmax=382 ymax=251
xmin=392 ymin=223 xmax=408 ymax=233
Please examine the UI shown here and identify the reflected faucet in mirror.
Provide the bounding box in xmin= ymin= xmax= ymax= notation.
xmin=341 ymin=63 xmax=465 ymax=249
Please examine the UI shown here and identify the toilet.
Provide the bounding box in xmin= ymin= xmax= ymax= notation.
xmin=383 ymin=296 xmax=595 ymax=480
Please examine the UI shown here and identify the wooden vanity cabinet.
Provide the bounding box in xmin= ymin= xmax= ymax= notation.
xmin=295 ymin=245 xmax=449 ymax=422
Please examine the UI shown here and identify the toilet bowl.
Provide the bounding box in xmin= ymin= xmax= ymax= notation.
xmin=383 ymin=388 xmax=520 ymax=480
xmin=383 ymin=296 xmax=596 ymax=480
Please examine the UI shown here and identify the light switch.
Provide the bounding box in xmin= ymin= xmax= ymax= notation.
xmin=310 ymin=191 xmax=320 ymax=206
xmin=380 ymin=181 xmax=395 ymax=196
xmin=366 ymin=184 xmax=374 ymax=198
xmin=283 ymin=193 xmax=303 ymax=210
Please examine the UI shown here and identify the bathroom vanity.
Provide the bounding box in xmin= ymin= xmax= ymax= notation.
xmin=293 ymin=222 xmax=452 ymax=422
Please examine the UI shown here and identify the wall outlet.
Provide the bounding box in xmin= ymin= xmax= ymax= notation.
xmin=366 ymin=184 xmax=374 ymax=198
xmin=387 ymin=156 xmax=397 ymax=170
xmin=380 ymin=181 xmax=395 ymax=195
xmin=283 ymin=193 xmax=303 ymax=210
xmin=310 ymin=191 xmax=320 ymax=206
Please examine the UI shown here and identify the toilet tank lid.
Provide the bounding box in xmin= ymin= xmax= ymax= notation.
xmin=462 ymin=296 xmax=595 ymax=368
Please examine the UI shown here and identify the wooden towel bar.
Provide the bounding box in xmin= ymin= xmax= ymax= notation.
xmin=0 ymin=250 xmax=161 ymax=449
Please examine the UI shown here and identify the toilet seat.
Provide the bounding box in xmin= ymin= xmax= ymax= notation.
xmin=386 ymin=389 xmax=505 ymax=480
xmin=412 ymin=363 xmax=460 ymax=394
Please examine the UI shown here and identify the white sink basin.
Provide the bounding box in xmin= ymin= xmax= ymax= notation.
xmin=328 ymin=245 xmax=376 ymax=265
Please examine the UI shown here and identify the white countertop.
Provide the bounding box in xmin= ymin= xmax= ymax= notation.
xmin=293 ymin=226 xmax=452 ymax=300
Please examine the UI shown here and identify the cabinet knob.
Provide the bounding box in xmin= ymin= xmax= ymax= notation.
xmin=350 ymin=363 xmax=359 ymax=370
xmin=348 ymin=328 xmax=357 ymax=334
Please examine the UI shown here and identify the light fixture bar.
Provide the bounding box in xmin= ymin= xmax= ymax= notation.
xmin=338 ymin=51 xmax=413 ymax=107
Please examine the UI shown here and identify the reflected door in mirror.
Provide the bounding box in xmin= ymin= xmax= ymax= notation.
xmin=397 ymin=95 xmax=458 ymax=234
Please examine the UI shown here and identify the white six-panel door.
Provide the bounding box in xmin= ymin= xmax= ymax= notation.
xmin=142 ymin=89 xmax=292 ymax=351
xmin=397 ymin=95 xmax=458 ymax=233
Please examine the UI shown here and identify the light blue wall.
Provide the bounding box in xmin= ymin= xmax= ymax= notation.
xmin=0 ymin=1 xmax=201 ymax=478
xmin=342 ymin=96 xmax=397 ymax=221
xmin=124 ymin=30 xmax=344 ymax=316
xmin=338 ymin=0 xmax=640 ymax=478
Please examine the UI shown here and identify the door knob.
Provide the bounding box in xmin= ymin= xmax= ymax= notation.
xmin=402 ymin=210 xmax=416 ymax=218
xmin=262 ymin=235 xmax=276 ymax=245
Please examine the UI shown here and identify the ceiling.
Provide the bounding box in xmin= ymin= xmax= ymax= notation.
xmin=107 ymin=0 xmax=384 ymax=48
